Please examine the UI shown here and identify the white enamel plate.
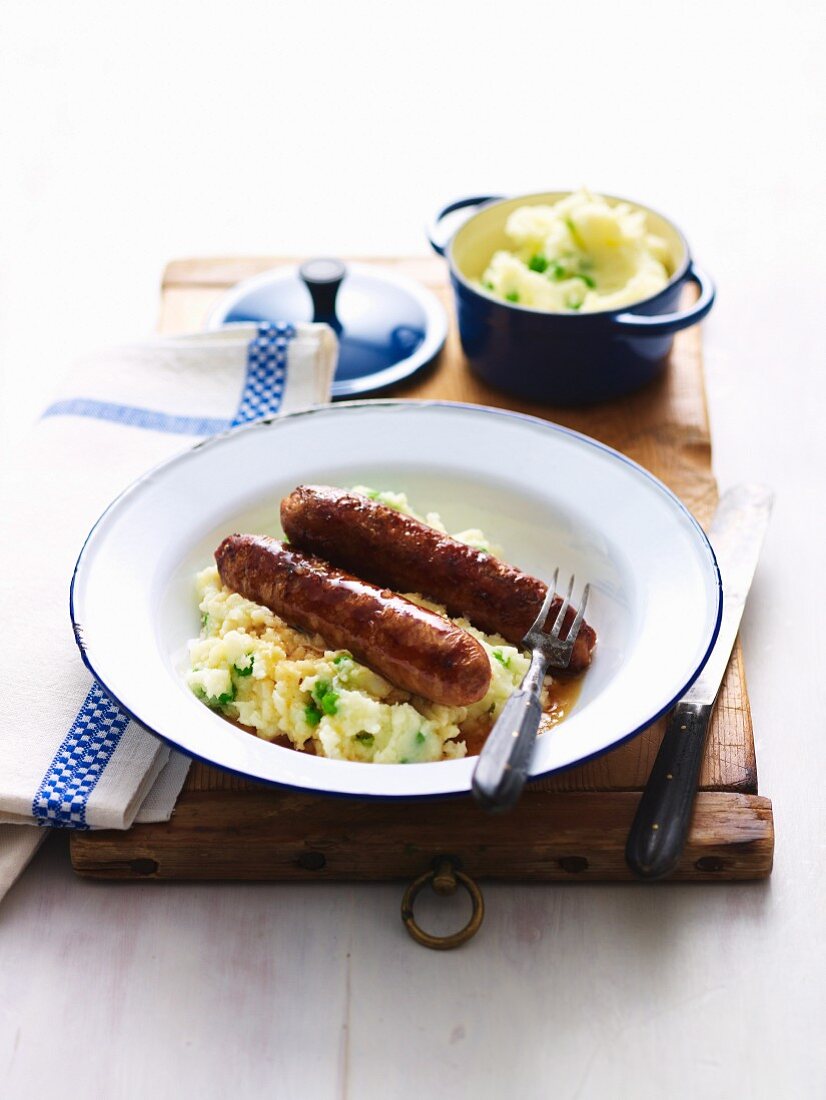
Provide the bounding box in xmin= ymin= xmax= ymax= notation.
xmin=71 ymin=401 xmax=722 ymax=799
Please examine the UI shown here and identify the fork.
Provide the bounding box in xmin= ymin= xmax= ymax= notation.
xmin=472 ymin=571 xmax=590 ymax=813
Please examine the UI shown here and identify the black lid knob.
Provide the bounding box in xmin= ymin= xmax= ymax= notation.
xmin=299 ymin=258 xmax=346 ymax=333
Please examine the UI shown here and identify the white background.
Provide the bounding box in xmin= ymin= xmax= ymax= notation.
xmin=1 ymin=2 xmax=825 ymax=1097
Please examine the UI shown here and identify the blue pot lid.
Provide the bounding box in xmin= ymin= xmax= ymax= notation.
xmin=207 ymin=260 xmax=448 ymax=398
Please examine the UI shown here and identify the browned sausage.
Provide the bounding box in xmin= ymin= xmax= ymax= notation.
xmin=281 ymin=486 xmax=597 ymax=672
xmin=215 ymin=534 xmax=492 ymax=706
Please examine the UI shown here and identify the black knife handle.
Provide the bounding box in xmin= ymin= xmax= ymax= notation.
xmin=625 ymin=700 xmax=714 ymax=880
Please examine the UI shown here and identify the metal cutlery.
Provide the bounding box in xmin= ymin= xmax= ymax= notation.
xmin=472 ymin=570 xmax=590 ymax=813
xmin=625 ymin=484 xmax=773 ymax=879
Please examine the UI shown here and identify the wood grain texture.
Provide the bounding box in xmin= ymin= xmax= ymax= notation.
xmin=70 ymin=254 xmax=771 ymax=885
xmin=70 ymin=790 xmax=773 ymax=882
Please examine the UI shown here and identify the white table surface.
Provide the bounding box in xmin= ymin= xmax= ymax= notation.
xmin=1 ymin=2 xmax=824 ymax=1097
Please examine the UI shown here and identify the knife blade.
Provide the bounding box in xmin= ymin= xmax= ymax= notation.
xmin=625 ymin=483 xmax=773 ymax=880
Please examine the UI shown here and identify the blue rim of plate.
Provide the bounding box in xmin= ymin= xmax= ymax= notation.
xmin=205 ymin=264 xmax=450 ymax=399
xmin=69 ymin=399 xmax=723 ymax=801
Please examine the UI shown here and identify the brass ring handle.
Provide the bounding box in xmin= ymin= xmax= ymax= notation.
xmin=401 ymin=858 xmax=484 ymax=950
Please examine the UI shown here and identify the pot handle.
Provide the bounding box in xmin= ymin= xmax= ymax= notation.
xmin=427 ymin=195 xmax=503 ymax=256
xmin=611 ymin=264 xmax=716 ymax=335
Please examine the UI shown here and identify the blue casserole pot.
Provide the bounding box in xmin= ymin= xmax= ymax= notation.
xmin=428 ymin=192 xmax=715 ymax=405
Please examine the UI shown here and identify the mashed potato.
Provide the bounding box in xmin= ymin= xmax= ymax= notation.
xmin=186 ymin=490 xmax=554 ymax=763
xmin=480 ymin=188 xmax=672 ymax=313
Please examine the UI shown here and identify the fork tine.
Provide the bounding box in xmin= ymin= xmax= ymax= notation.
xmin=563 ymin=582 xmax=591 ymax=644
xmin=549 ymin=574 xmax=575 ymax=638
xmin=527 ymin=567 xmax=558 ymax=635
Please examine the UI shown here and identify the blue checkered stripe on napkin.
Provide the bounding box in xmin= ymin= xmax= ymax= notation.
xmin=232 ymin=322 xmax=294 ymax=426
xmin=31 ymin=682 xmax=131 ymax=827
xmin=33 ymin=322 xmax=295 ymax=827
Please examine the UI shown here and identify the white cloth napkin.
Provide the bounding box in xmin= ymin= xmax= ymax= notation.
xmin=0 ymin=322 xmax=337 ymax=900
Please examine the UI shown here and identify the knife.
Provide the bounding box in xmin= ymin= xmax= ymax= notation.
xmin=625 ymin=484 xmax=774 ymax=880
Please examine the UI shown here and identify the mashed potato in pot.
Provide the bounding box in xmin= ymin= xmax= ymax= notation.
xmin=186 ymin=490 xmax=572 ymax=763
xmin=479 ymin=188 xmax=672 ymax=313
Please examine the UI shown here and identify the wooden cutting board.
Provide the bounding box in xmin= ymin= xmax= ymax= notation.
xmin=70 ymin=257 xmax=773 ymax=885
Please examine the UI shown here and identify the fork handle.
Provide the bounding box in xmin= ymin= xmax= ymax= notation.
xmin=625 ymin=700 xmax=714 ymax=879
xmin=472 ymin=686 xmax=544 ymax=813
